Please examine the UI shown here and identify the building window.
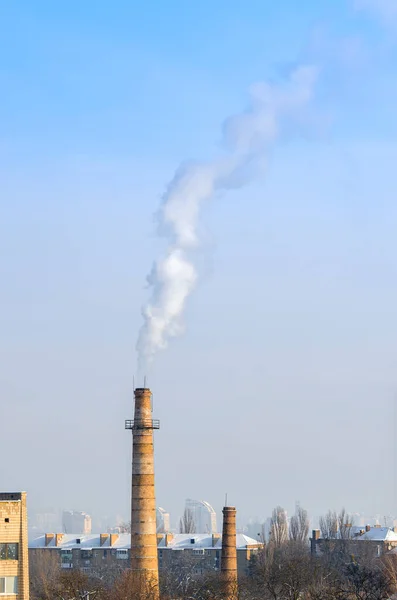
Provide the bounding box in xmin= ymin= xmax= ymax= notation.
xmin=0 ymin=576 xmax=18 ymax=594
xmin=81 ymin=550 xmax=93 ymax=560
xmin=0 ymin=544 xmax=18 ymax=560
xmin=61 ymin=550 xmax=72 ymax=565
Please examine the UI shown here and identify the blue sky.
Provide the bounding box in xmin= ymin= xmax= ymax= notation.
xmin=1 ymin=0 xmax=397 ymax=528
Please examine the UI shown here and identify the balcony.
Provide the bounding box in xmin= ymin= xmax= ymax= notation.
xmin=125 ymin=419 xmax=160 ymax=430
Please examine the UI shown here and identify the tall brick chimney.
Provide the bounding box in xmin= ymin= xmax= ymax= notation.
xmin=125 ymin=388 xmax=160 ymax=598
xmin=221 ymin=506 xmax=238 ymax=600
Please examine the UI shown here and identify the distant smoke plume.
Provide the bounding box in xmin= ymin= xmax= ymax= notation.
xmin=137 ymin=66 xmax=318 ymax=366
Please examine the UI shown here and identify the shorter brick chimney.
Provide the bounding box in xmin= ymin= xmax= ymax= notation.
xmin=110 ymin=534 xmax=119 ymax=546
xmin=221 ymin=507 xmax=238 ymax=600
xmin=100 ymin=533 xmax=110 ymax=546
xmin=165 ymin=533 xmax=174 ymax=547
xmin=212 ymin=533 xmax=221 ymax=547
xmin=45 ymin=533 xmax=55 ymax=547
xmin=55 ymin=534 xmax=64 ymax=547
xmin=312 ymin=529 xmax=321 ymax=540
xmin=365 ymin=525 xmax=371 ymax=532
xmin=311 ymin=530 xmax=321 ymax=556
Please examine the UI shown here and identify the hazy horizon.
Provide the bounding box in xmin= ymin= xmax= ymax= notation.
xmin=2 ymin=0 xmax=397 ymax=527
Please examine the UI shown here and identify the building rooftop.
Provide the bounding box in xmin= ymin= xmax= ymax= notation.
xmin=358 ymin=527 xmax=397 ymax=542
xmin=157 ymin=533 xmax=260 ymax=549
xmin=314 ymin=526 xmax=397 ymax=542
xmin=29 ymin=532 xmax=261 ymax=550
xmin=0 ymin=492 xmax=24 ymax=501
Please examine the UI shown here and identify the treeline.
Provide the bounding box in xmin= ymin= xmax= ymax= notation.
xmin=29 ymin=506 xmax=397 ymax=600
xmin=29 ymin=545 xmax=397 ymax=600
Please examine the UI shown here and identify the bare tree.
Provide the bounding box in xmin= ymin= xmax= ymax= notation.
xmin=259 ymin=522 xmax=267 ymax=544
xmin=318 ymin=508 xmax=354 ymax=565
xmin=381 ymin=553 xmax=397 ymax=596
xmin=289 ymin=505 xmax=309 ymax=544
xmin=319 ymin=510 xmax=338 ymax=540
xmin=88 ymin=563 xmax=126 ymax=589
xmin=252 ymin=541 xmax=313 ymax=600
xmin=250 ymin=536 xmax=393 ymax=600
xmin=337 ymin=508 xmax=354 ymax=540
xmin=319 ymin=508 xmax=354 ymax=541
xmin=106 ymin=571 xmax=158 ymax=600
xmin=54 ymin=570 xmax=106 ymax=600
xmin=343 ymin=561 xmax=391 ymax=600
xmin=30 ymin=549 xmax=61 ymax=600
xmin=160 ymin=550 xmax=204 ymax=599
xmin=270 ymin=506 xmax=288 ymax=547
xmin=179 ymin=508 xmax=196 ymax=534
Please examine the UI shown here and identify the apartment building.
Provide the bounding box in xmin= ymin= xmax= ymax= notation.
xmin=311 ymin=525 xmax=397 ymax=558
xmin=0 ymin=492 xmax=29 ymax=600
xmin=29 ymin=532 xmax=261 ymax=577
xmin=62 ymin=511 xmax=91 ymax=534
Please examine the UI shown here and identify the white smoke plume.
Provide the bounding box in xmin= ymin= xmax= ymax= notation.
xmin=137 ymin=65 xmax=318 ymax=366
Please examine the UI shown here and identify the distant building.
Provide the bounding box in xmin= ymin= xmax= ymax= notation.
xmin=29 ymin=532 xmax=261 ymax=577
xmin=0 ymin=492 xmax=29 ymax=599
xmin=156 ymin=507 xmax=170 ymax=533
xmin=245 ymin=517 xmax=271 ymax=542
xmin=185 ymin=499 xmax=217 ymax=534
xmin=62 ymin=511 xmax=91 ymax=534
xmin=311 ymin=525 xmax=397 ymax=558
xmin=30 ymin=510 xmax=59 ymax=533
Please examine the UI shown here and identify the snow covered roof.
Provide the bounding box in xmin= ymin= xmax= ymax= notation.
xmin=29 ymin=534 xmax=131 ymax=550
xmin=316 ymin=526 xmax=397 ymax=542
xmin=358 ymin=527 xmax=397 ymax=542
xmin=157 ymin=533 xmax=260 ymax=549
xmin=29 ymin=533 xmax=261 ymax=551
